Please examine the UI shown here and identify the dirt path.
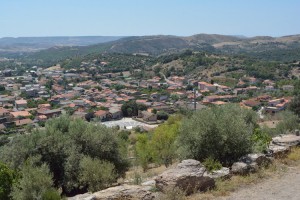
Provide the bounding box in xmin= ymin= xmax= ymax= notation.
xmin=218 ymin=165 xmax=300 ymax=200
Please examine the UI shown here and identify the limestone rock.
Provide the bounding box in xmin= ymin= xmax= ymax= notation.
xmin=272 ymin=134 xmax=300 ymax=147
xmin=155 ymin=159 xmax=215 ymax=195
xmin=93 ymin=184 xmax=154 ymax=200
xmin=207 ymin=167 xmax=230 ymax=179
xmin=67 ymin=193 xmax=96 ymax=200
xmin=141 ymin=180 xmax=156 ymax=186
xmin=231 ymin=153 xmax=272 ymax=175
xmin=231 ymin=162 xmax=257 ymax=175
xmin=239 ymin=153 xmax=272 ymax=167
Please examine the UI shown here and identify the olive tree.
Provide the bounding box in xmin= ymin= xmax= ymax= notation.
xmin=79 ymin=156 xmax=117 ymax=192
xmin=11 ymin=158 xmax=60 ymax=200
xmin=177 ymin=104 xmax=258 ymax=165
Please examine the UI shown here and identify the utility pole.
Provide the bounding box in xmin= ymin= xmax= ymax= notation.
xmin=193 ymin=88 xmax=196 ymax=111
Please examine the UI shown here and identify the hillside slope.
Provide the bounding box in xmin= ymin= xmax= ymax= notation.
xmin=25 ymin=34 xmax=300 ymax=63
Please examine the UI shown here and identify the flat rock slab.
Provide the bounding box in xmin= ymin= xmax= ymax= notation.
xmin=272 ymin=134 xmax=300 ymax=146
xmin=93 ymin=184 xmax=155 ymax=200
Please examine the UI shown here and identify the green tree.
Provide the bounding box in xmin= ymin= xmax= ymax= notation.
xmin=177 ymin=104 xmax=257 ymax=166
xmin=289 ymin=95 xmax=300 ymax=117
xmin=121 ymin=101 xmax=147 ymax=117
xmin=135 ymin=134 xmax=153 ymax=172
xmin=11 ymin=158 xmax=60 ymax=200
xmin=79 ymin=156 xmax=117 ymax=192
xmin=157 ymin=111 xmax=169 ymax=120
xmin=0 ymin=116 xmax=129 ymax=196
xmin=275 ymin=111 xmax=299 ymax=135
xmin=0 ymin=162 xmax=17 ymax=200
xmin=0 ymin=85 xmax=5 ymax=91
xmin=151 ymin=115 xmax=181 ymax=167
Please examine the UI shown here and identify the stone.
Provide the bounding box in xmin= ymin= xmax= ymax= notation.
xmin=231 ymin=162 xmax=257 ymax=175
xmin=155 ymin=159 xmax=215 ymax=195
xmin=141 ymin=180 xmax=156 ymax=186
xmin=67 ymin=193 xmax=96 ymax=200
xmin=268 ymin=144 xmax=290 ymax=158
xmin=272 ymin=134 xmax=300 ymax=147
xmin=239 ymin=153 xmax=272 ymax=167
xmin=231 ymin=153 xmax=272 ymax=175
xmin=93 ymin=184 xmax=154 ymax=200
xmin=207 ymin=167 xmax=230 ymax=179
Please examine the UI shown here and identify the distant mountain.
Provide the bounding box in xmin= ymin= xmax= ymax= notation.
xmin=0 ymin=36 xmax=124 ymax=53
xmin=4 ymin=33 xmax=300 ymax=63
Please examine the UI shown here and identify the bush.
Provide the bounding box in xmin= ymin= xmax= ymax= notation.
xmin=135 ymin=134 xmax=152 ymax=172
xmin=0 ymin=116 xmax=129 ymax=196
xmin=275 ymin=111 xmax=299 ymax=135
xmin=79 ymin=156 xmax=117 ymax=192
xmin=157 ymin=111 xmax=169 ymax=120
xmin=203 ymin=157 xmax=222 ymax=173
xmin=251 ymin=128 xmax=272 ymax=153
xmin=177 ymin=104 xmax=257 ymax=166
xmin=42 ymin=188 xmax=62 ymax=200
xmin=11 ymin=158 xmax=58 ymax=200
xmin=151 ymin=115 xmax=181 ymax=167
xmin=0 ymin=162 xmax=17 ymax=200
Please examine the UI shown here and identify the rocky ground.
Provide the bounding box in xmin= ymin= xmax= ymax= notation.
xmin=217 ymin=165 xmax=300 ymax=200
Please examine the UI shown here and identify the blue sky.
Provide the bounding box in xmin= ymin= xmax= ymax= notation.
xmin=0 ymin=0 xmax=299 ymax=37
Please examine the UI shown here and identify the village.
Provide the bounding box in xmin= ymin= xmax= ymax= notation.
xmin=0 ymin=61 xmax=294 ymax=134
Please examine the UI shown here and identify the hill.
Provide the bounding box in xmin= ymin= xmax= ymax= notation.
xmin=0 ymin=36 xmax=124 ymax=54
xmin=23 ymin=34 xmax=300 ymax=64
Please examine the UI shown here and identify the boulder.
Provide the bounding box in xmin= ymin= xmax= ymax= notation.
xmin=239 ymin=153 xmax=272 ymax=167
xmin=93 ymin=184 xmax=155 ymax=200
xmin=272 ymin=134 xmax=300 ymax=147
xmin=231 ymin=162 xmax=258 ymax=175
xmin=207 ymin=167 xmax=230 ymax=179
xmin=155 ymin=159 xmax=215 ymax=195
xmin=231 ymin=153 xmax=272 ymax=175
xmin=268 ymin=144 xmax=290 ymax=158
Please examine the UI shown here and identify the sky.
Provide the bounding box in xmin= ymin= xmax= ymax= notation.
xmin=0 ymin=0 xmax=299 ymax=37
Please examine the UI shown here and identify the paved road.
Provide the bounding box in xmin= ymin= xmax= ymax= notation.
xmin=101 ymin=118 xmax=158 ymax=129
xmin=218 ymin=165 xmax=300 ymax=200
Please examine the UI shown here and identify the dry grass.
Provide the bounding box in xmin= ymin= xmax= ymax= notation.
xmin=287 ymin=147 xmax=300 ymax=161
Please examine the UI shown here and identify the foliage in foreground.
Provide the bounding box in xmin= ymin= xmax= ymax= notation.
xmin=0 ymin=162 xmax=17 ymax=200
xmin=135 ymin=115 xmax=182 ymax=171
xmin=11 ymin=157 xmax=60 ymax=200
xmin=0 ymin=115 xmax=129 ymax=196
xmin=177 ymin=104 xmax=258 ymax=166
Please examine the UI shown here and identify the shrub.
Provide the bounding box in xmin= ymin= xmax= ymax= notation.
xmin=251 ymin=128 xmax=272 ymax=153
xmin=177 ymin=104 xmax=257 ymax=166
xmin=0 ymin=162 xmax=17 ymax=200
xmin=0 ymin=116 xmax=129 ymax=195
xmin=135 ymin=134 xmax=153 ymax=172
xmin=42 ymin=188 xmax=62 ymax=200
xmin=157 ymin=111 xmax=169 ymax=120
xmin=11 ymin=158 xmax=58 ymax=200
xmin=203 ymin=157 xmax=222 ymax=173
xmin=133 ymin=172 xmax=142 ymax=185
xmin=151 ymin=115 xmax=181 ymax=167
xmin=79 ymin=156 xmax=117 ymax=192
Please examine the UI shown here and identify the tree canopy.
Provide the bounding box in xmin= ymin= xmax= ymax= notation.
xmin=177 ymin=104 xmax=258 ymax=165
xmin=0 ymin=115 xmax=129 ymax=196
